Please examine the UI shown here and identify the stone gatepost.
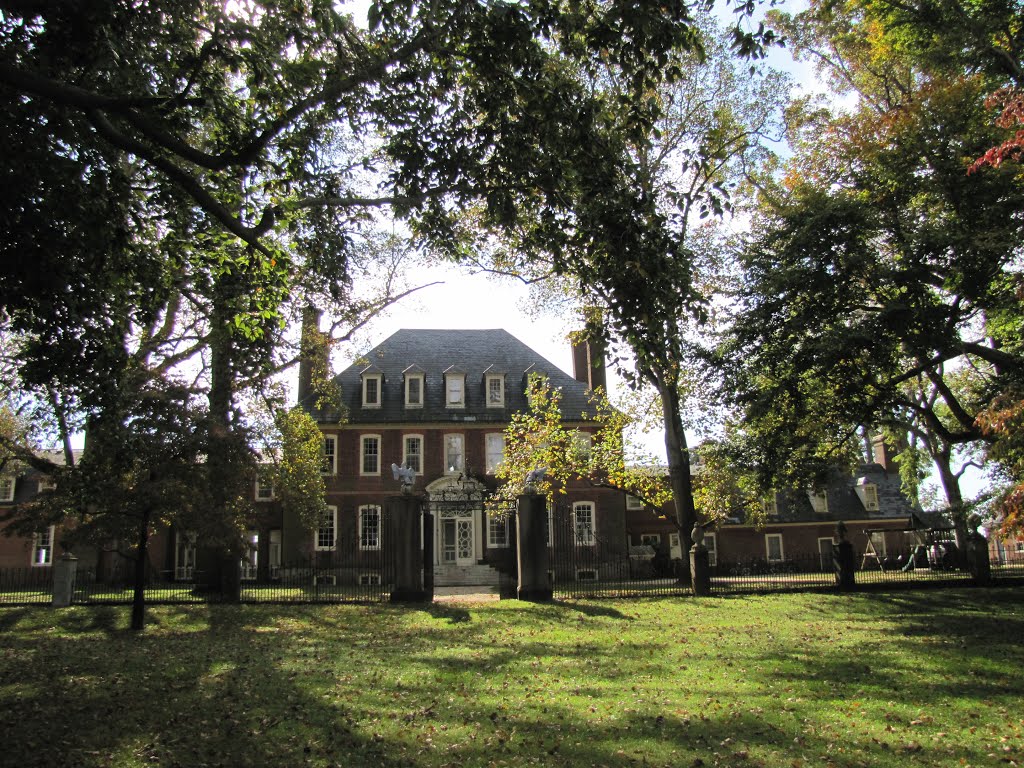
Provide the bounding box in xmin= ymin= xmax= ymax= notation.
xmin=833 ymin=522 xmax=856 ymax=592
xmin=52 ymin=552 xmax=78 ymax=607
xmin=516 ymin=493 xmax=552 ymax=602
xmin=690 ymin=524 xmax=711 ymax=596
xmin=968 ymin=530 xmax=992 ymax=586
xmin=387 ymin=495 xmax=429 ymax=603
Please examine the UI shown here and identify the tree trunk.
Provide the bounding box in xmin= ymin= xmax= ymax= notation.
xmin=660 ymin=381 xmax=697 ymax=581
xmin=934 ymin=447 xmax=969 ymax=567
xmin=130 ymin=508 xmax=150 ymax=631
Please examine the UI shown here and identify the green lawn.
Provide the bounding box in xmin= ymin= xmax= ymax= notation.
xmin=1 ymin=589 xmax=1022 ymax=768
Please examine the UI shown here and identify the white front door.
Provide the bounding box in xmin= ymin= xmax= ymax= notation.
xmin=440 ymin=514 xmax=475 ymax=566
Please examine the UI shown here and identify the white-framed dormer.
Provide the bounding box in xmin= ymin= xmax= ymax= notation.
xmin=403 ymin=434 xmax=424 ymax=475
xmin=855 ymin=477 xmax=880 ymax=511
xmin=403 ymin=365 xmax=425 ymax=408
xmin=763 ymin=493 xmax=778 ymax=518
xmin=316 ymin=505 xmax=338 ymax=551
xmin=808 ymin=490 xmax=829 ymax=515
xmin=37 ymin=476 xmax=56 ymax=493
xmin=360 ymin=434 xmax=382 ymax=476
xmin=361 ymin=366 xmax=383 ymax=409
xmin=444 ymin=366 xmax=466 ymax=408
xmin=321 ymin=435 xmax=337 ymax=475
xmin=0 ymin=476 xmax=15 ymax=503
xmin=483 ymin=366 xmax=505 ymax=408
xmin=625 ymin=494 xmax=644 ymax=511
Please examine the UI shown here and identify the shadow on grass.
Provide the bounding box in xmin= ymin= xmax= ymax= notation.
xmin=421 ymin=601 xmax=472 ymax=624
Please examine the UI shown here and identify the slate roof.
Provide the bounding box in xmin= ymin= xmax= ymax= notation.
xmin=750 ymin=463 xmax=921 ymax=525
xmin=302 ymin=329 xmax=596 ymax=425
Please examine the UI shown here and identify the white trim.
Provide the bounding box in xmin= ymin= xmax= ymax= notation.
xmin=640 ymin=533 xmax=661 ymax=546
xmin=404 ymin=373 xmax=424 ymax=408
xmin=360 ymin=434 xmax=381 ymax=476
xmin=37 ymin=477 xmax=56 ymax=492
xmin=485 ymin=374 xmax=505 ymax=408
xmin=765 ymin=533 xmax=784 ymax=563
xmin=358 ymin=572 xmax=382 ymax=586
xmin=763 ymin=494 xmax=778 ymax=517
xmin=403 ymin=434 xmax=424 ymax=475
xmin=321 ymin=435 xmax=337 ymax=475
xmin=359 ymin=505 xmax=382 ymax=550
xmin=625 ymin=494 xmax=644 ymax=510
xmin=362 ymin=373 xmax=383 ymax=408
xmin=445 ymin=373 xmax=466 ymax=408
xmin=444 ymin=433 xmax=465 ymax=475
xmin=254 ymin=478 xmax=275 ymax=501
xmin=705 ymin=532 xmax=718 ymax=567
xmin=572 ymin=501 xmax=596 ymax=546
xmin=175 ymin=531 xmax=197 ymax=580
xmin=241 ymin=530 xmax=258 ymax=580
xmin=32 ymin=526 xmax=55 ymax=566
xmin=808 ymin=490 xmax=829 ymax=515
xmin=856 ymin=481 xmax=880 ymax=511
xmin=0 ymin=476 xmax=14 ymax=502
xmin=669 ymin=532 xmax=681 ymax=559
xmin=316 ymin=505 xmax=337 ymax=551
xmin=484 ymin=433 xmax=505 ymax=474
xmin=487 ymin=514 xmax=509 ymax=548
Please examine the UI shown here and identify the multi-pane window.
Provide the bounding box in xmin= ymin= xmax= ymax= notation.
xmin=405 ymin=374 xmax=423 ymax=407
xmin=640 ymin=534 xmax=661 ymax=547
xmin=808 ymin=490 xmax=829 ymax=514
xmin=486 ymin=375 xmax=504 ymax=407
xmin=403 ymin=435 xmax=423 ymax=474
xmin=362 ymin=374 xmax=382 ymax=408
xmin=858 ymin=482 xmax=879 ymax=511
xmin=241 ymin=530 xmax=258 ymax=580
xmin=571 ymin=431 xmax=593 ymax=461
xmin=625 ymin=494 xmax=644 ymax=510
xmin=359 ymin=505 xmax=381 ymax=550
xmin=444 ymin=434 xmax=464 ymax=474
xmin=255 ymin=478 xmax=275 ymax=501
xmin=316 ymin=506 xmax=337 ymax=551
xmin=175 ymin=532 xmax=196 ymax=580
xmin=487 ymin=514 xmax=509 ymax=548
xmin=763 ymin=494 xmax=778 ymax=517
xmin=361 ymin=435 xmax=381 ymax=475
xmin=485 ymin=433 xmax=505 ymax=474
xmin=32 ymin=526 xmax=54 ymax=566
xmin=446 ymin=374 xmax=465 ymax=407
xmin=572 ymin=502 xmax=596 ymax=546
xmin=321 ymin=436 xmax=337 ymax=475
xmin=0 ymin=476 xmax=14 ymax=502
xmin=705 ymin=532 xmax=718 ymax=566
xmin=37 ymin=477 xmax=56 ymax=492
xmin=765 ymin=533 xmax=784 ymax=562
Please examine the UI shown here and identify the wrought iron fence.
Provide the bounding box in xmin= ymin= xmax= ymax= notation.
xmin=0 ymin=567 xmax=54 ymax=605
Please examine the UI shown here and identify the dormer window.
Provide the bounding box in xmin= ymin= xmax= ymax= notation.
xmin=855 ymin=479 xmax=880 ymax=511
xmin=484 ymin=370 xmax=505 ymax=407
xmin=808 ymin=490 xmax=829 ymax=515
xmin=763 ymin=494 xmax=778 ymax=518
xmin=445 ymin=368 xmax=465 ymax=408
xmin=404 ymin=367 xmax=424 ymax=408
xmin=361 ymin=370 xmax=383 ymax=408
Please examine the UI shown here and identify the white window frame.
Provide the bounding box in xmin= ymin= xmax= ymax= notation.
xmin=487 ymin=514 xmax=509 ymax=548
xmin=484 ymin=433 xmax=505 ymax=474
xmin=485 ymin=374 xmax=505 ymax=407
xmin=765 ymin=533 xmax=784 ymax=563
xmin=362 ymin=373 xmax=383 ymax=408
xmin=241 ymin=530 xmax=259 ymax=580
xmin=321 ymin=435 xmax=337 ymax=475
xmin=360 ymin=434 xmax=381 ymax=476
xmin=444 ymin=433 xmax=465 ymax=475
xmin=359 ymin=505 xmax=382 ymax=551
xmin=175 ymin=531 xmax=197 ymax=580
xmin=404 ymin=373 xmax=424 ymax=408
xmin=37 ymin=477 xmax=56 ymax=492
xmin=869 ymin=530 xmax=887 ymax=557
xmin=640 ymin=533 xmax=661 ymax=547
xmin=572 ymin=501 xmax=596 ymax=546
xmin=669 ymin=532 xmax=681 ymax=559
xmin=403 ymin=434 xmax=424 ymax=475
xmin=316 ymin=506 xmax=337 ymax=551
xmin=856 ymin=482 xmax=880 ymax=511
xmin=358 ymin=572 xmax=382 ymax=586
xmin=445 ymin=373 xmax=466 ymax=408
xmin=254 ymin=477 xmax=275 ymax=502
xmin=572 ymin=431 xmax=593 ymax=461
xmin=705 ymin=532 xmax=718 ymax=567
xmin=0 ymin=476 xmax=14 ymax=502
xmin=32 ymin=525 xmax=55 ymax=566
xmin=763 ymin=494 xmax=778 ymax=517
xmin=625 ymin=494 xmax=644 ymax=510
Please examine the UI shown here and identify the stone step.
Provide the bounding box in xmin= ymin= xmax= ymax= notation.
xmin=433 ymin=563 xmax=504 ymax=587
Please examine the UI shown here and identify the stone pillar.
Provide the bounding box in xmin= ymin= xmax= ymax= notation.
xmin=422 ymin=508 xmax=434 ymax=600
xmin=968 ymin=531 xmax=992 ymax=586
xmin=52 ymin=552 xmax=78 ymax=607
xmin=833 ymin=522 xmax=856 ymax=592
xmin=516 ymin=493 xmax=552 ymax=602
xmin=690 ymin=524 xmax=711 ymax=596
xmin=387 ymin=495 xmax=429 ymax=603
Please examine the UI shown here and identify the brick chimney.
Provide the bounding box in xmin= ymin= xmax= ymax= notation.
xmin=571 ymin=335 xmax=607 ymax=392
xmin=296 ymin=305 xmax=324 ymax=405
xmin=870 ymin=433 xmax=901 ymax=472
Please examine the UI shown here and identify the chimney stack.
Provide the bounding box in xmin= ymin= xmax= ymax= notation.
xmin=297 ymin=306 xmax=325 ymax=405
xmin=870 ymin=433 xmax=902 ymax=472
xmin=571 ymin=335 xmax=607 ymax=392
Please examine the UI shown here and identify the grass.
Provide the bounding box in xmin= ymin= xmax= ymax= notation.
xmin=1 ymin=589 xmax=1022 ymax=768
